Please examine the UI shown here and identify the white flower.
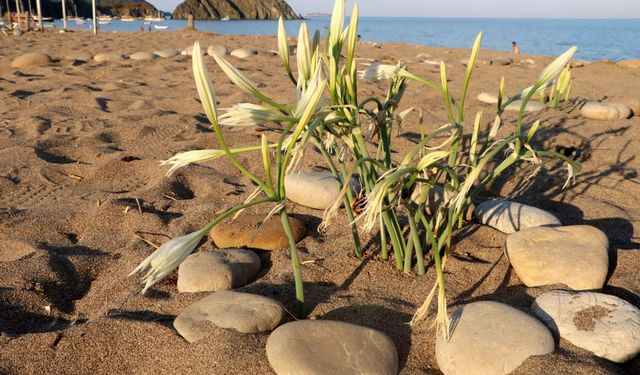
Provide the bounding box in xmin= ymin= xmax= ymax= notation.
xmin=359 ymin=63 xmax=402 ymax=81
xmin=161 ymin=149 xmax=226 ymax=176
xmin=536 ymin=46 xmax=577 ymax=87
xmin=192 ymin=42 xmax=218 ymax=126
xmin=294 ymin=65 xmax=325 ymax=119
xmin=129 ymin=227 xmax=208 ymax=294
xmin=329 ymin=0 xmax=346 ymax=47
xmin=161 ymin=144 xmax=268 ymax=176
xmin=219 ymin=103 xmax=284 ymax=126
xmin=514 ymin=46 xmax=577 ymax=100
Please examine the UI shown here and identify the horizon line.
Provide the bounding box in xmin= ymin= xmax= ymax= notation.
xmin=302 ymin=14 xmax=640 ymax=21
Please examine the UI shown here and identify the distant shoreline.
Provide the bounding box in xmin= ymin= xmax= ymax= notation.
xmin=46 ymin=18 xmax=639 ymax=61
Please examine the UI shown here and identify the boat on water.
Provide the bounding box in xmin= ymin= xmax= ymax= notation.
xmin=32 ymin=16 xmax=53 ymax=22
xmin=121 ymin=17 xmax=137 ymax=22
xmin=220 ymin=16 xmax=230 ymax=21
xmin=98 ymin=16 xmax=113 ymax=21
xmin=144 ymin=10 xmax=165 ymax=22
xmin=154 ymin=25 xmax=168 ymax=29
xmin=98 ymin=20 xmax=111 ymax=25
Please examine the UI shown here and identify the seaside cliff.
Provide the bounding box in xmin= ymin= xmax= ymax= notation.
xmin=172 ymin=0 xmax=300 ymax=20
xmin=4 ymin=0 xmax=159 ymax=19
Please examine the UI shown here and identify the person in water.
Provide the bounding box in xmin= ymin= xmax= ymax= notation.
xmin=512 ymin=41 xmax=521 ymax=58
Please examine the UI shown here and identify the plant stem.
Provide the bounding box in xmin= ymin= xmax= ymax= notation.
xmin=316 ymin=139 xmax=363 ymax=257
xmin=280 ymin=208 xmax=305 ymax=316
xmin=403 ymin=231 xmax=414 ymax=273
xmin=408 ymin=213 xmax=425 ymax=275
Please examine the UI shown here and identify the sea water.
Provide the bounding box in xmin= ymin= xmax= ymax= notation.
xmin=53 ymin=17 xmax=639 ymax=61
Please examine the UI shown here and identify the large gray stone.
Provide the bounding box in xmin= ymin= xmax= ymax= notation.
xmin=580 ymin=102 xmax=632 ymax=120
xmin=207 ymin=44 xmax=227 ymax=56
xmin=230 ymin=48 xmax=258 ymax=59
xmin=477 ymin=92 xmax=546 ymax=112
xmin=177 ymin=249 xmax=261 ymax=293
xmin=153 ymin=49 xmax=181 ymax=58
xmin=477 ymin=92 xmax=499 ymax=104
xmin=11 ymin=52 xmax=52 ymax=68
xmin=505 ymin=225 xmax=609 ymax=290
xmin=128 ymin=52 xmax=156 ymax=61
xmin=474 ymin=200 xmax=561 ymax=233
xmin=174 ymin=291 xmax=285 ymax=342
xmin=532 ymin=290 xmax=640 ymax=363
xmin=266 ymin=320 xmax=398 ymax=375
xmin=93 ymin=52 xmax=125 ymax=63
xmin=436 ymin=301 xmax=554 ymax=375
xmin=285 ymin=171 xmax=359 ymax=210
xmin=210 ymin=214 xmax=306 ymax=251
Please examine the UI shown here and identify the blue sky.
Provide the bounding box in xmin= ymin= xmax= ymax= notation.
xmin=150 ymin=0 xmax=640 ymax=18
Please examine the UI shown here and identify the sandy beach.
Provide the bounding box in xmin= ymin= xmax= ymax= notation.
xmin=0 ymin=29 xmax=639 ymax=374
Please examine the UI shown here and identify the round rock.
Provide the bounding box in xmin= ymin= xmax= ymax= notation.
xmin=210 ymin=214 xmax=305 ymax=251
xmin=505 ymin=225 xmax=609 ymax=290
xmin=153 ymin=49 xmax=181 ymax=58
xmin=436 ymin=301 xmax=554 ymax=375
xmin=532 ymin=290 xmax=640 ymax=363
xmin=474 ymin=199 xmax=561 ymax=233
xmin=285 ymin=171 xmax=358 ymax=210
xmin=207 ymin=44 xmax=227 ymax=56
xmin=174 ymin=291 xmax=285 ymax=343
xmin=128 ymin=51 xmax=156 ymax=61
xmin=230 ymin=48 xmax=258 ymax=59
xmin=477 ymin=93 xmax=546 ymax=112
xmin=266 ymin=320 xmax=398 ymax=375
xmin=93 ymin=52 xmax=125 ymax=63
xmin=11 ymin=52 xmax=52 ymax=68
xmin=177 ymin=249 xmax=261 ymax=293
xmin=477 ymin=92 xmax=498 ymax=104
xmin=580 ymin=102 xmax=632 ymax=120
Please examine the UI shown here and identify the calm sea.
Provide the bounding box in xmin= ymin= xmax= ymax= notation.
xmin=52 ymin=17 xmax=640 ymax=61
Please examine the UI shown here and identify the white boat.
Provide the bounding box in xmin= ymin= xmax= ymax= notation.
xmin=98 ymin=16 xmax=113 ymax=21
xmin=98 ymin=20 xmax=111 ymax=25
xmin=154 ymin=25 xmax=168 ymax=29
xmin=33 ymin=16 xmax=53 ymax=22
xmin=145 ymin=10 xmax=165 ymax=22
xmin=121 ymin=17 xmax=137 ymax=22
xmin=75 ymin=20 xmax=86 ymax=25
xmin=220 ymin=16 xmax=230 ymax=21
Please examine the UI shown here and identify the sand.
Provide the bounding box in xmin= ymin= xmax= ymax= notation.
xmin=0 ymin=29 xmax=638 ymax=374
